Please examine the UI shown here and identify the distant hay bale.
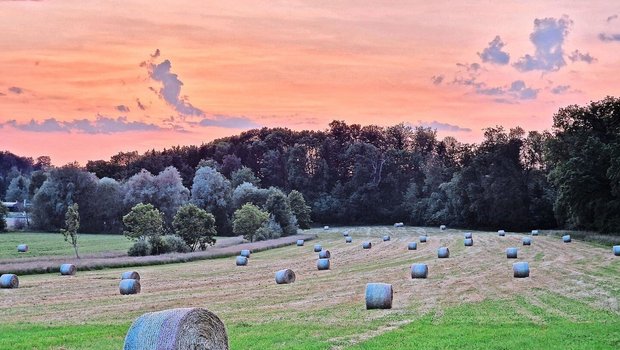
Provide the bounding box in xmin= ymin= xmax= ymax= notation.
xmin=464 ymin=238 xmax=473 ymax=246
xmin=506 ymin=247 xmax=518 ymax=259
xmin=275 ymin=269 xmax=296 ymax=284
xmin=60 ymin=264 xmax=76 ymax=276
xmin=382 ymin=235 xmax=390 ymax=241
xmin=296 ymin=239 xmax=304 ymax=246
xmin=119 ymin=279 xmax=141 ymax=295
xmin=613 ymin=245 xmax=620 ymax=256
xmin=343 ymin=232 xmax=350 ymax=237
xmin=17 ymin=244 xmax=28 ymax=253
xmin=313 ymin=244 xmax=322 ymax=252
xmin=531 ymin=230 xmax=539 ymax=236
xmin=240 ymin=249 xmax=251 ymax=258
xmin=437 ymin=247 xmax=450 ymax=258
xmin=419 ymin=236 xmax=427 ymax=243
xmin=498 ymin=230 xmax=506 ymax=236
xmin=317 ymin=258 xmax=330 ymax=270
xmin=0 ymin=274 xmax=19 ymax=289
xmin=513 ymin=262 xmax=530 ymax=278
xmin=323 ymin=226 xmax=330 ymax=230
xmin=319 ymin=250 xmax=331 ymax=259
xmin=440 ymin=225 xmax=447 ymax=230
xmin=394 ymin=222 xmax=404 ymax=227
xmin=410 ymin=264 xmax=428 ymax=279
xmin=464 ymin=232 xmax=472 ymax=239
xmin=121 ymin=271 xmax=140 ymax=281
xmin=362 ymin=241 xmax=372 ymax=249
xmin=522 ymin=237 xmax=532 ymax=246
xmin=408 ymin=242 xmax=417 ymax=250
xmin=123 ymin=308 xmax=229 ymax=350
xmin=365 ymin=283 xmax=393 ymax=309
xmin=235 ymin=256 xmax=248 ymax=266
xmin=345 ymin=237 xmax=353 ymax=243
xmin=562 ymin=235 xmax=571 ymax=243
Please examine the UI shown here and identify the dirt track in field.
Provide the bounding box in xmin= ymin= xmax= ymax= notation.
xmin=1 ymin=227 xmax=618 ymax=347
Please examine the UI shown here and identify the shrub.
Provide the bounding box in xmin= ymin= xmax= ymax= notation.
xmin=128 ymin=240 xmax=151 ymax=256
xmin=254 ymin=216 xmax=283 ymax=241
xmin=162 ymin=235 xmax=191 ymax=253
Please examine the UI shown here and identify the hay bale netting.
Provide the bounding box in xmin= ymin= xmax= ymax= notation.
xmin=438 ymin=247 xmax=450 ymax=258
xmin=522 ymin=237 xmax=532 ymax=246
xmin=531 ymin=230 xmax=539 ymax=236
xmin=0 ymin=274 xmax=19 ymax=289
xmin=498 ymin=230 xmax=506 ymax=236
xmin=345 ymin=236 xmax=353 ymax=243
xmin=563 ymin=235 xmax=571 ymax=243
xmin=60 ymin=263 xmax=76 ymax=276
xmin=411 ymin=264 xmax=428 ymax=279
xmin=275 ymin=269 xmax=296 ymax=284
xmin=121 ymin=271 xmax=141 ymax=281
xmin=323 ymin=226 xmax=330 ymax=230
xmin=317 ymin=258 xmax=330 ymax=270
xmin=119 ymin=279 xmax=141 ymax=295
xmin=506 ymin=247 xmax=518 ymax=259
xmin=240 ymin=249 xmax=251 ymax=258
xmin=123 ymin=308 xmax=229 ymax=350
xmin=296 ymin=239 xmax=304 ymax=246
xmin=383 ymin=235 xmax=390 ymax=242
xmin=319 ymin=250 xmax=331 ymax=259
xmin=365 ymin=283 xmax=393 ymax=309
xmin=613 ymin=245 xmax=620 ymax=256
xmin=513 ymin=262 xmax=530 ymax=278
xmin=440 ymin=225 xmax=447 ymax=230
xmin=235 ymin=256 xmax=248 ymax=266
xmin=464 ymin=232 xmax=473 ymax=239
xmin=362 ymin=241 xmax=372 ymax=249
xmin=464 ymin=238 xmax=473 ymax=246
xmin=17 ymin=244 xmax=28 ymax=253
xmin=313 ymin=244 xmax=322 ymax=252
xmin=408 ymin=242 xmax=417 ymax=250
xmin=419 ymin=235 xmax=428 ymax=243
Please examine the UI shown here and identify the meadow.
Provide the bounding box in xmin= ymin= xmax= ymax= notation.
xmin=1 ymin=227 xmax=619 ymax=349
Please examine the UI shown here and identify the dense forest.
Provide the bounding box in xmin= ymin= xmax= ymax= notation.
xmin=1 ymin=97 xmax=619 ymax=235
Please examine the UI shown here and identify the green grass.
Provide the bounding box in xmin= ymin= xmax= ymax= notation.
xmin=0 ymin=232 xmax=132 ymax=259
xmin=0 ymin=323 xmax=128 ymax=350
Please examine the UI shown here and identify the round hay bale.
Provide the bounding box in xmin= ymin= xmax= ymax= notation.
xmin=464 ymin=238 xmax=473 ymax=246
xmin=362 ymin=241 xmax=372 ymax=249
xmin=438 ymin=247 xmax=450 ymax=258
xmin=313 ymin=244 xmax=322 ymax=252
xmin=513 ymin=262 xmax=530 ymax=278
xmin=419 ymin=235 xmax=427 ymax=243
xmin=506 ymin=247 xmax=518 ymax=259
xmin=0 ymin=274 xmax=19 ymax=289
xmin=464 ymin=232 xmax=472 ymax=239
xmin=440 ymin=225 xmax=446 ymax=230
xmin=123 ymin=307 xmax=229 ymax=350
xmin=323 ymin=226 xmax=330 ymax=230
xmin=119 ymin=279 xmax=141 ymax=295
xmin=383 ymin=235 xmax=390 ymax=242
xmin=613 ymin=245 xmax=620 ymax=256
xmin=498 ymin=230 xmax=506 ymax=236
xmin=235 ymin=256 xmax=248 ymax=266
xmin=275 ymin=269 xmax=296 ymax=284
xmin=319 ymin=250 xmax=331 ymax=259
xmin=240 ymin=249 xmax=251 ymax=258
xmin=562 ymin=235 xmax=571 ymax=243
xmin=365 ymin=283 xmax=393 ymax=309
xmin=317 ymin=258 xmax=330 ymax=270
xmin=343 ymin=232 xmax=350 ymax=237
xmin=531 ymin=230 xmax=539 ymax=236
xmin=394 ymin=222 xmax=404 ymax=227
xmin=408 ymin=242 xmax=417 ymax=250
xmin=60 ymin=264 xmax=76 ymax=276
xmin=296 ymin=239 xmax=304 ymax=246
xmin=345 ymin=237 xmax=353 ymax=243
xmin=17 ymin=244 xmax=28 ymax=253
xmin=121 ymin=271 xmax=141 ymax=280
xmin=411 ymin=264 xmax=428 ymax=279
xmin=522 ymin=237 xmax=532 ymax=246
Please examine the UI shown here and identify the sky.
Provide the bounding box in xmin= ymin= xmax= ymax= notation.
xmin=0 ymin=0 xmax=619 ymax=165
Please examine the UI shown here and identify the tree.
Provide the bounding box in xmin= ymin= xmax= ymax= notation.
xmin=92 ymin=177 xmax=124 ymax=233
xmin=123 ymin=203 xmax=165 ymax=254
xmin=231 ymin=166 xmax=261 ymax=188
xmin=60 ymin=203 xmax=80 ymax=258
xmin=5 ymin=175 xmax=29 ymax=202
xmin=233 ymin=203 xmax=269 ymax=242
xmin=231 ymin=182 xmax=269 ymax=209
xmin=172 ymin=204 xmax=217 ymax=251
xmin=0 ymin=202 xmax=7 ymax=232
xmin=191 ymin=166 xmax=232 ymax=235
xmin=288 ymin=190 xmax=312 ymax=229
xmin=265 ymin=188 xmax=297 ymax=236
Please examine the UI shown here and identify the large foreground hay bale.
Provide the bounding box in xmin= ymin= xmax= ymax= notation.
xmin=440 ymin=225 xmax=446 ymax=230
xmin=419 ymin=235 xmax=428 ymax=243
xmin=313 ymin=244 xmax=322 ymax=252
xmin=240 ymin=249 xmax=251 ymax=258
xmin=464 ymin=238 xmax=473 ymax=246
xmin=362 ymin=241 xmax=372 ymax=249
xmin=365 ymin=283 xmax=393 ymax=309
xmin=345 ymin=236 xmax=353 ymax=243
xmin=123 ymin=308 xmax=229 ymax=350
xmin=562 ymin=235 xmax=571 ymax=243
xmin=0 ymin=274 xmax=19 ymax=289
xmin=275 ymin=269 xmax=296 ymax=284
xmin=614 ymin=245 xmax=620 ymax=256
xmin=296 ymin=239 xmax=304 ymax=246
xmin=513 ymin=262 xmax=530 ymax=278
xmin=60 ymin=264 xmax=76 ymax=276
xmin=522 ymin=237 xmax=532 ymax=246
xmin=317 ymin=258 xmax=330 ymax=270
xmin=318 ymin=250 xmax=331 ymax=259
xmin=498 ymin=230 xmax=506 ymax=236
xmin=382 ymin=235 xmax=390 ymax=242
xmin=411 ymin=264 xmax=428 ymax=279
xmin=438 ymin=247 xmax=450 ymax=258
xmin=506 ymin=247 xmax=518 ymax=259
xmin=121 ymin=271 xmax=141 ymax=281
xmin=408 ymin=242 xmax=417 ymax=250
xmin=119 ymin=279 xmax=141 ymax=295
xmin=17 ymin=244 xmax=28 ymax=253
xmin=235 ymin=256 xmax=248 ymax=266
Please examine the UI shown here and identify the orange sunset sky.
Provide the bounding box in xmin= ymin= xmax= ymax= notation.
xmin=0 ymin=0 xmax=619 ymax=165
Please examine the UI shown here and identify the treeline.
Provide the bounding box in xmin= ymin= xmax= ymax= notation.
xmin=1 ymin=97 xmax=619 ymax=234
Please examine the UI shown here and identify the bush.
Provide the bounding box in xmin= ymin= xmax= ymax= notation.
xmin=162 ymin=235 xmax=191 ymax=253
xmin=128 ymin=240 xmax=151 ymax=256
xmin=254 ymin=216 xmax=283 ymax=241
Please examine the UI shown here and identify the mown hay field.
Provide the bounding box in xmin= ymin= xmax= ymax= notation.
xmin=1 ymin=226 xmax=619 ymax=349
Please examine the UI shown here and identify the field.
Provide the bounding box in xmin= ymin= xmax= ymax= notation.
xmin=1 ymin=227 xmax=619 ymax=349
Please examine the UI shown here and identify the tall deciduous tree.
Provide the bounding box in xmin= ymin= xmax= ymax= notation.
xmin=233 ymin=203 xmax=269 ymax=242
xmin=173 ymin=204 xmax=217 ymax=251
xmin=191 ymin=166 xmax=232 ymax=235
xmin=288 ymin=190 xmax=312 ymax=229
xmin=123 ymin=203 xmax=164 ymax=253
xmin=60 ymin=203 xmax=80 ymax=258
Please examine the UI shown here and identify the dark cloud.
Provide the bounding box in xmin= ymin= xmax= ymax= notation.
xmin=457 ymin=62 xmax=482 ymax=74
xmin=115 ymin=105 xmax=130 ymax=113
xmin=599 ymin=33 xmax=620 ymax=42
xmin=478 ymin=36 xmax=510 ymax=65
xmin=148 ymin=59 xmax=204 ymax=116
xmin=551 ymin=84 xmax=571 ymax=94
xmin=514 ymin=16 xmax=572 ymax=72
xmin=136 ymin=98 xmax=146 ymax=110
xmin=607 ymin=14 xmax=618 ymax=23
xmin=419 ymin=121 xmax=472 ymax=132
xmin=198 ymin=115 xmax=260 ymax=129
xmin=431 ymin=75 xmax=444 ymax=85
xmin=568 ymin=50 xmax=597 ymax=63
xmin=8 ymin=86 xmax=23 ymax=94
xmin=1 ymin=116 xmax=162 ymax=134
